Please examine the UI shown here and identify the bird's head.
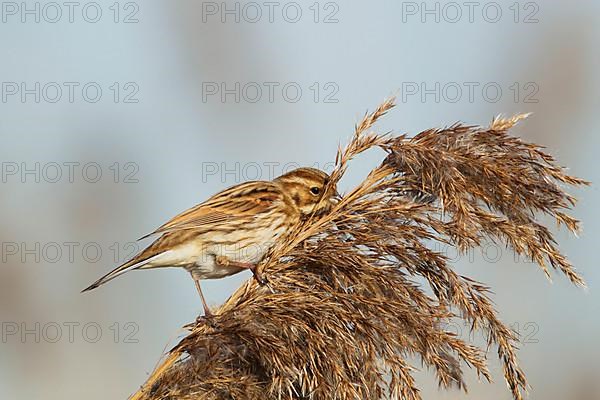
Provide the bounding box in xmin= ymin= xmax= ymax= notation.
xmin=274 ymin=167 xmax=340 ymax=216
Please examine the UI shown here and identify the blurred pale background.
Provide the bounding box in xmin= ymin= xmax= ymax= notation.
xmin=0 ymin=0 xmax=598 ymax=399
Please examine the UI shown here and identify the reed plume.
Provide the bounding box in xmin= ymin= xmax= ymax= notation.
xmin=130 ymin=97 xmax=587 ymax=400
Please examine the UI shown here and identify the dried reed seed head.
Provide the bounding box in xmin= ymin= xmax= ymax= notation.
xmin=133 ymin=98 xmax=587 ymax=400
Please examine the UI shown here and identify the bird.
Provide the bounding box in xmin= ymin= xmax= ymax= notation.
xmin=82 ymin=167 xmax=340 ymax=317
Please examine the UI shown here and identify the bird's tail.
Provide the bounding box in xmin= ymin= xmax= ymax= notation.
xmin=81 ymin=254 xmax=159 ymax=293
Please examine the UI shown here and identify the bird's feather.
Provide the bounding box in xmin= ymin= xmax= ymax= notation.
xmin=139 ymin=181 xmax=285 ymax=239
xmin=83 ymin=181 xmax=288 ymax=292
xmin=81 ymin=252 xmax=166 ymax=292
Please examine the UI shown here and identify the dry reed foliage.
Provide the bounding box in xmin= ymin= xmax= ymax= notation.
xmin=131 ymin=98 xmax=587 ymax=400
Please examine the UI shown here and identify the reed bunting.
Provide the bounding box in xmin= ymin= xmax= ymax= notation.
xmin=82 ymin=167 xmax=339 ymax=316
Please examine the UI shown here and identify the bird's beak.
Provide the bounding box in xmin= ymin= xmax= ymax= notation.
xmin=330 ymin=191 xmax=342 ymax=205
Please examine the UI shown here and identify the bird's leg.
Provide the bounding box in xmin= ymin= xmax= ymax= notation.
xmin=215 ymin=255 xmax=267 ymax=285
xmin=194 ymin=279 xmax=212 ymax=318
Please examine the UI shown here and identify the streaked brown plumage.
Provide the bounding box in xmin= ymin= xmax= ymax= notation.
xmin=82 ymin=167 xmax=339 ymax=316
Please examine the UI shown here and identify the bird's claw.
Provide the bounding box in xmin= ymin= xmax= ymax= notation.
xmin=254 ymin=272 xmax=268 ymax=286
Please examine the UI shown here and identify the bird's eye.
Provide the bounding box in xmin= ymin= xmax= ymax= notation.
xmin=310 ymin=187 xmax=321 ymax=195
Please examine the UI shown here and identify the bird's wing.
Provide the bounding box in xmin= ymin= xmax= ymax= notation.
xmin=140 ymin=181 xmax=285 ymax=239
xmin=82 ymin=181 xmax=286 ymax=293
